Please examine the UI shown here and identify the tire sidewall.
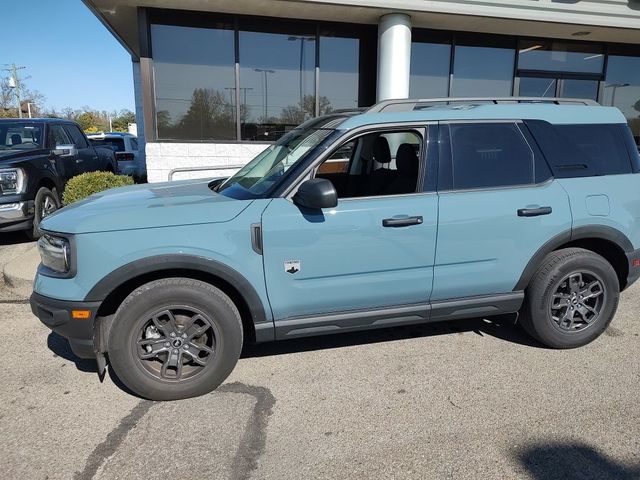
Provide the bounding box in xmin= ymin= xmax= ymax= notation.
xmin=109 ymin=280 xmax=243 ymax=400
xmin=32 ymin=187 xmax=60 ymax=238
xmin=530 ymin=251 xmax=619 ymax=348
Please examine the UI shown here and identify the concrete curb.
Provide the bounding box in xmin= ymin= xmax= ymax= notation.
xmin=2 ymin=244 xmax=39 ymax=299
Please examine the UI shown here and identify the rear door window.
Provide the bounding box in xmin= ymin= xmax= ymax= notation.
xmin=445 ymin=122 xmax=535 ymax=190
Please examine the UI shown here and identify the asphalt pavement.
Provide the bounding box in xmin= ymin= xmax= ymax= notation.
xmin=0 ymin=238 xmax=638 ymax=480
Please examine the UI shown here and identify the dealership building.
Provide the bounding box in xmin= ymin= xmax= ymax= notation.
xmin=84 ymin=0 xmax=640 ymax=183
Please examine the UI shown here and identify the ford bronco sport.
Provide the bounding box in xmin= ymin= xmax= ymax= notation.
xmin=30 ymin=98 xmax=640 ymax=400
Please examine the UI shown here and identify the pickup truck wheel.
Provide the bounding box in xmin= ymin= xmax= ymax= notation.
xmin=519 ymin=248 xmax=619 ymax=349
xmin=108 ymin=278 xmax=243 ymax=401
xmin=30 ymin=187 xmax=60 ymax=239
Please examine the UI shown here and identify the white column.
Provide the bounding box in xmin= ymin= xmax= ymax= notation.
xmin=377 ymin=13 xmax=412 ymax=102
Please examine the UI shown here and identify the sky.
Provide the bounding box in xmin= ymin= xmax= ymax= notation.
xmin=1 ymin=0 xmax=134 ymax=113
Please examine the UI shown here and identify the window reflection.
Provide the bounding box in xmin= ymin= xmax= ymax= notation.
xmin=559 ymin=79 xmax=598 ymax=100
xmin=410 ymin=42 xmax=450 ymax=97
xmin=519 ymin=77 xmax=557 ymax=97
xmin=239 ymin=30 xmax=316 ymax=141
xmin=451 ymin=45 xmax=514 ymax=96
xmin=604 ymin=55 xmax=640 ymax=144
xmin=518 ymin=40 xmax=604 ymax=74
xmin=152 ymin=24 xmax=236 ymax=140
xmin=319 ymin=35 xmax=359 ymax=110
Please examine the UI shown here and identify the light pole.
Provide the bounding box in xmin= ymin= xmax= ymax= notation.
xmin=288 ymin=36 xmax=314 ymax=109
xmin=254 ymin=68 xmax=274 ymax=120
xmin=604 ymin=83 xmax=630 ymax=107
xmin=2 ymin=63 xmax=26 ymax=118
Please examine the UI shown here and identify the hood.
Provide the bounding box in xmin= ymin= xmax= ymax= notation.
xmin=0 ymin=148 xmax=49 ymax=161
xmin=41 ymin=179 xmax=252 ymax=234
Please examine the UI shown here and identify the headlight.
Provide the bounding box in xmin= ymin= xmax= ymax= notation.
xmin=0 ymin=168 xmax=26 ymax=195
xmin=38 ymin=234 xmax=71 ymax=274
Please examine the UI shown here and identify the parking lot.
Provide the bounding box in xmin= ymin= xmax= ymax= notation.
xmin=0 ymin=236 xmax=639 ymax=480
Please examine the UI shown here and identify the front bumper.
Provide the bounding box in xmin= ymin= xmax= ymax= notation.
xmin=0 ymin=200 xmax=34 ymax=232
xmin=30 ymin=292 xmax=101 ymax=358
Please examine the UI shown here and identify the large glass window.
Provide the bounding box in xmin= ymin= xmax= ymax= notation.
xmin=152 ymin=24 xmax=236 ymax=141
xmin=518 ymin=77 xmax=557 ymax=97
xmin=451 ymin=42 xmax=515 ymax=97
xmin=603 ymin=55 xmax=640 ymax=144
xmin=410 ymin=41 xmax=450 ymax=98
xmin=518 ymin=40 xmax=604 ymax=74
xmin=319 ymin=34 xmax=359 ymax=111
xmin=239 ymin=29 xmax=316 ymax=141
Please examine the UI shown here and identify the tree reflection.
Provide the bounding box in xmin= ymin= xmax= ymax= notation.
xmin=156 ymin=89 xmax=334 ymax=141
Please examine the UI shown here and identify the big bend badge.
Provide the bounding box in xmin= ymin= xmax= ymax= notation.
xmin=284 ymin=260 xmax=301 ymax=275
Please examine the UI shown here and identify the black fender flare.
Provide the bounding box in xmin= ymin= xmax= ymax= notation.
xmin=84 ymin=255 xmax=270 ymax=329
xmin=514 ymin=225 xmax=634 ymax=291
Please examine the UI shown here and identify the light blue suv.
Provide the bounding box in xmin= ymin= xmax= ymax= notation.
xmin=30 ymin=98 xmax=640 ymax=400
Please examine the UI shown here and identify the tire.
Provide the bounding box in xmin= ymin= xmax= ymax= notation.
xmin=519 ymin=248 xmax=619 ymax=349
xmin=30 ymin=186 xmax=60 ymax=239
xmin=108 ymin=278 xmax=243 ymax=401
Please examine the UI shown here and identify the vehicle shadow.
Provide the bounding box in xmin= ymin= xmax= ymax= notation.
xmin=515 ymin=441 xmax=640 ymax=480
xmin=0 ymin=231 xmax=31 ymax=246
xmin=47 ymin=314 xmax=543 ymax=384
xmin=242 ymin=314 xmax=543 ymax=359
xmin=46 ymin=331 xmax=138 ymax=396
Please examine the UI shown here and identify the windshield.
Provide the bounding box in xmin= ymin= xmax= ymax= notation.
xmin=217 ymin=116 xmax=347 ymax=199
xmin=0 ymin=122 xmax=44 ymax=152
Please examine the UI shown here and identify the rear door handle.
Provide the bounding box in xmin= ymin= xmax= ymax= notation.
xmin=382 ymin=216 xmax=423 ymax=227
xmin=517 ymin=206 xmax=552 ymax=217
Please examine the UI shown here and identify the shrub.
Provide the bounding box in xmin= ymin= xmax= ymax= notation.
xmin=63 ymin=171 xmax=134 ymax=205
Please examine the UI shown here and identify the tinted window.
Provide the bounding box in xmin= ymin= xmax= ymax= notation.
xmin=410 ymin=41 xmax=450 ymax=98
xmin=151 ymin=23 xmax=236 ymax=141
xmin=319 ymin=34 xmax=359 ymax=111
xmin=130 ymin=138 xmax=139 ymax=151
xmin=518 ymin=40 xmax=604 ymax=74
xmin=448 ymin=123 xmax=534 ymax=189
xmin=604 ymin=55 xmax=640 ymax=145
xmin=90 ymin=138 xmax=125 ymax=152
xmin=64 ymin=125 xmax=88 ymax=148
xmin=525 ymin=121 xmax=632 ymax=177
xmin=451 ymin=45 xmax=515 ymax=96
xmin=48 ymin=125 xmax=71 ymax=149
xmin=239 ymin=29 xmax=316 ymax=141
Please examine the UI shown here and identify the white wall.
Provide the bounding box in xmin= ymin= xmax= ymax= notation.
xmin=145 ymin=142 xmax=268 ymax=182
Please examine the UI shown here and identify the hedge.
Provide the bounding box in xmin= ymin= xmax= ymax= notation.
xmin=63 ymin=171 xmax=134 ymax=205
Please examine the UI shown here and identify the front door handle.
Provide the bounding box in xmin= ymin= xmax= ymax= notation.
xmin=518 ymin=206 xmax=552 ymax=217
xmin=382 ymin=216 xmax=423 ymax=227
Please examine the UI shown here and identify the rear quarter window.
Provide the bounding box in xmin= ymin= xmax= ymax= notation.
xmin=525 ymin=121 xmax=633 ymax=177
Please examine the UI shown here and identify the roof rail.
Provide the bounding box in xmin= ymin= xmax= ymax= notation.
xmin=367 ymin=97 xmax=600 ymax=113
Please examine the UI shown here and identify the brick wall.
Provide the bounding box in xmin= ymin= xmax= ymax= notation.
xmin=145 ymin=142 xmax=269 ymax=183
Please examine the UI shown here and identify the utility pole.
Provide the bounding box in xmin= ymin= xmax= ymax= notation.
xmin=2 ymin=64 xmax=26 ymax=118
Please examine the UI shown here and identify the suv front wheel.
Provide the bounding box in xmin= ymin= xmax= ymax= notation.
xmin=108 ymin=278 xmax=243 ymax=400
xmin=519 ymin=248 xmax=620 ymax=349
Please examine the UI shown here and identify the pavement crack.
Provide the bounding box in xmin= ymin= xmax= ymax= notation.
xmin=73 ymin=399 xmax=154 ymax=480
xmin=0 ymin=298 xmax=29 ymax=304
xmin=218 ymin=382 xmax=276 ymax=480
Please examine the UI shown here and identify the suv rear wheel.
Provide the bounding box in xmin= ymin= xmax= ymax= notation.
xmin=108 ymin=278 xmax=243 ymax=400
xmin=519 ymin=248 xmax=620 ymax=349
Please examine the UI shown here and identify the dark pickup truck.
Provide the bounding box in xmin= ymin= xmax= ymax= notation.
xmin=0 ymin=118 xmax=116 ymax=238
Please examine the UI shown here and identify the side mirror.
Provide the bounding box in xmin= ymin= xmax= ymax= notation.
xmin=293 ymin=178 xmax=338 ymax=209
xmin=52 ymin=144 xmax=77 ymax=158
